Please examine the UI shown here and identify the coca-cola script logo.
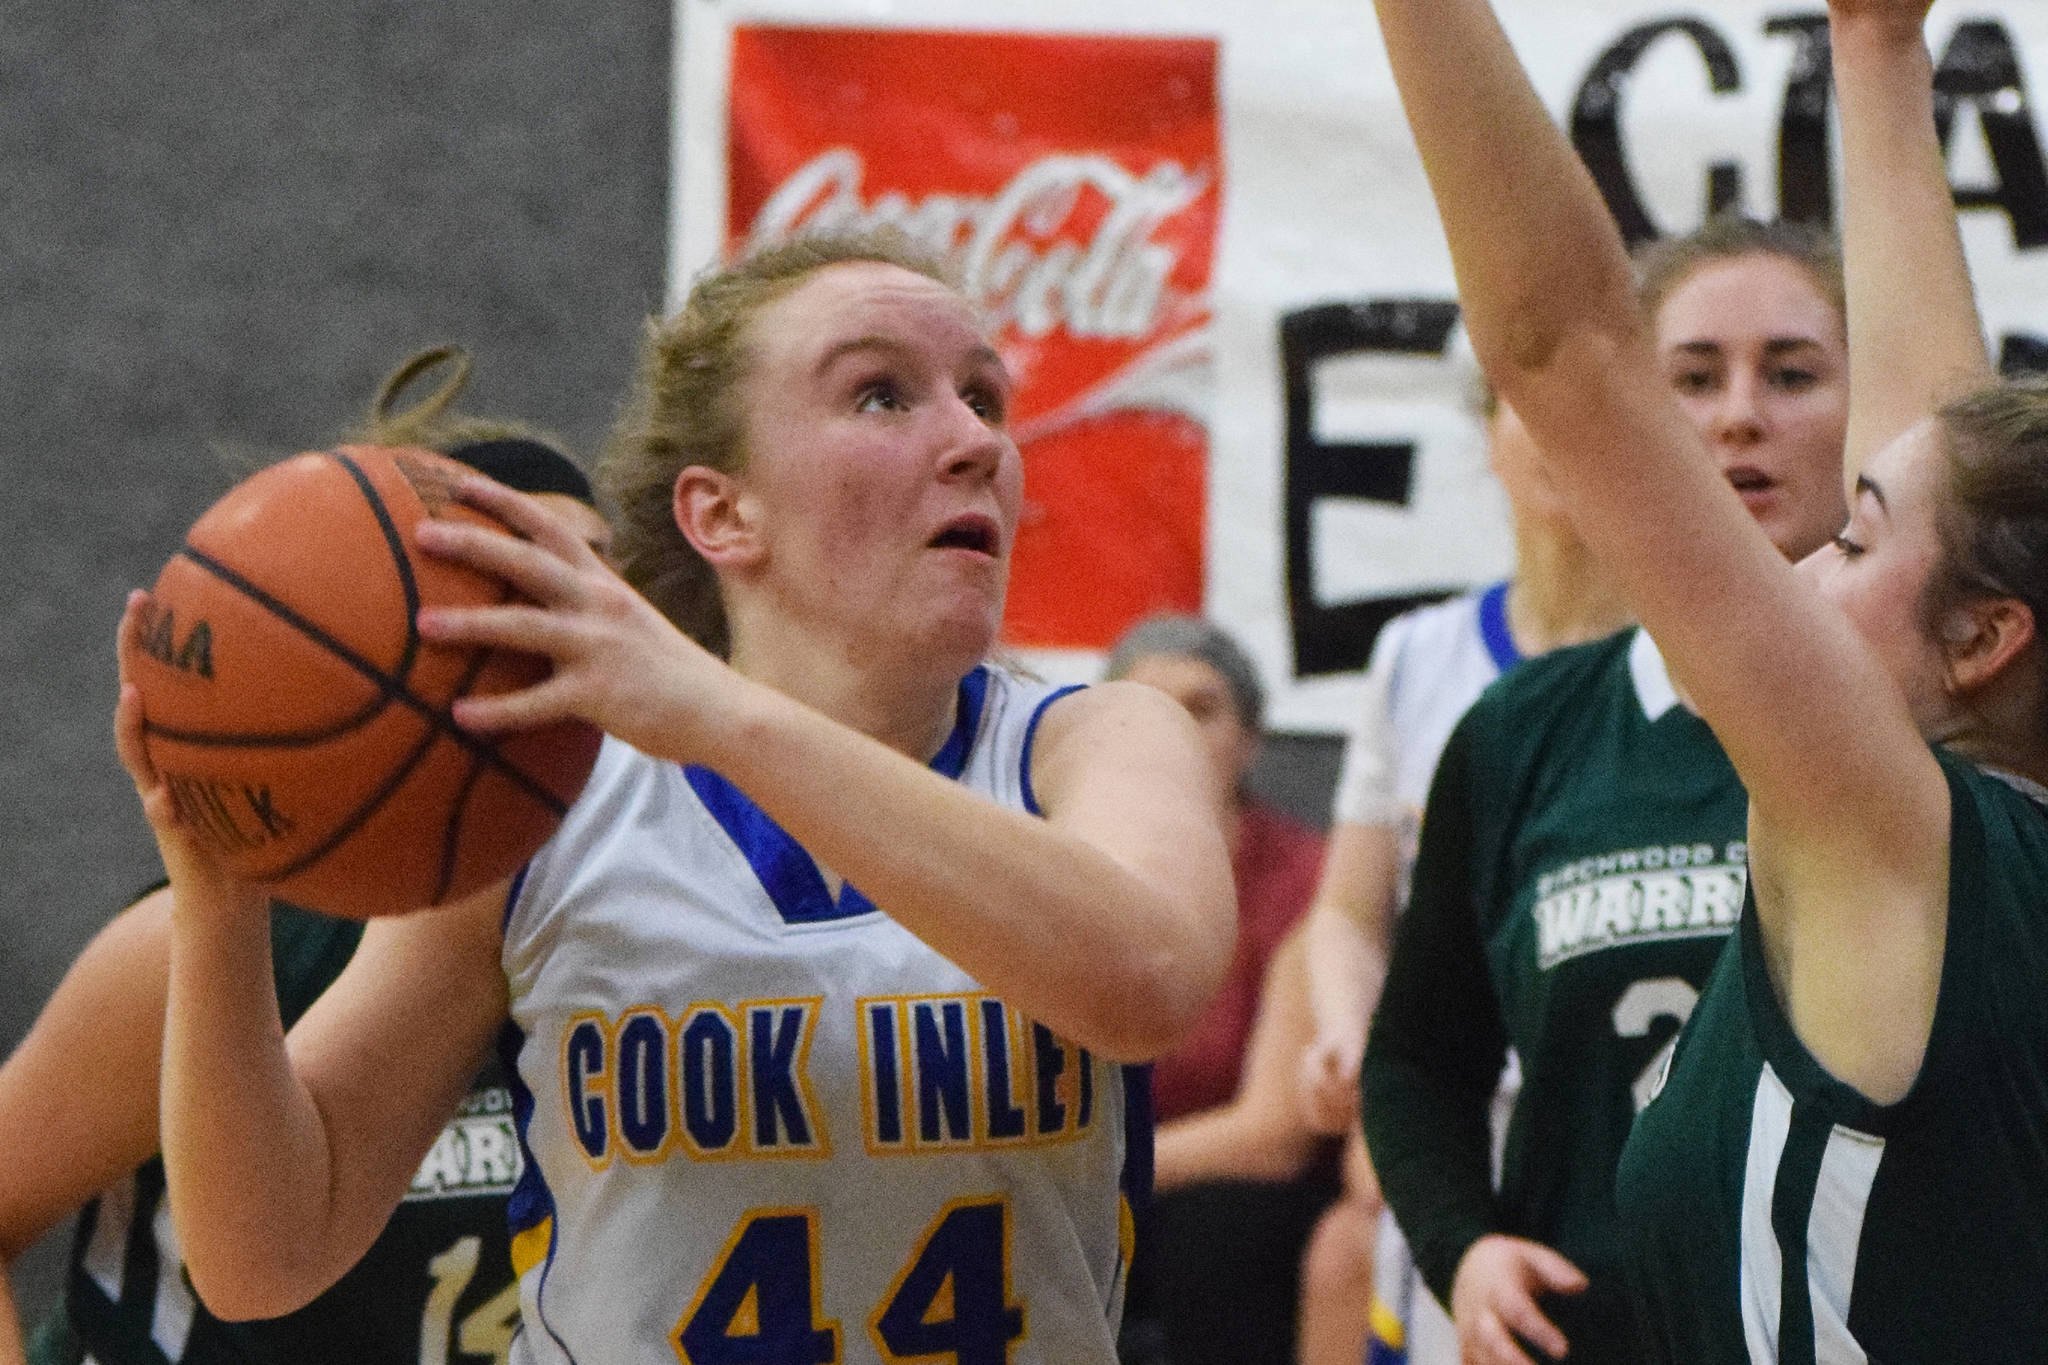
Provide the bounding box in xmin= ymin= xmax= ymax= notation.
xmin=728 ymin=27 xmax=1221 ymax=649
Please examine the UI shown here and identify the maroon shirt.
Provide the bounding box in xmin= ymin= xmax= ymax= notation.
xmin=1150 ymin=800 xmax=1326 ymax=1122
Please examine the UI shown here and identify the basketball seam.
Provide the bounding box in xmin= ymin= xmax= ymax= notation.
xmin=328 ymin=449 xmax=425 ymax=689
xmin=437 ymin=754 xmax=492 ymax=906
xmin=168 ymin=544 xmax=568 ymax=820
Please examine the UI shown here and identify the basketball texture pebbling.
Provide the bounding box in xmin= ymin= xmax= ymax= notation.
xmin=125 ymin=445 xmax=603 ymax=919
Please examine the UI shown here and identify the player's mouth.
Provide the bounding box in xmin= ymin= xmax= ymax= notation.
xmin=1725 ymin=465 xmax=1778 ymax=509
xmin=928 ymin=513 xmax=1001 ymax=559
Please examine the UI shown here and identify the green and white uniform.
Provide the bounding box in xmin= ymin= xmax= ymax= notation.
xmin=1618 ymin=753 xmax=2048 ymax=1363
xmin=1362 ymin=629 xmax=1747 ymax=1362
xmin=30 ymin=903 xmax=520 ymax=1365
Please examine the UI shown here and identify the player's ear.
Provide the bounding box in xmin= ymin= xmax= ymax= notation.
xmin=674 ymin=466 xmax=765 ymax=569
xmin=1942 ymin=594 xmax=2035 ymax=696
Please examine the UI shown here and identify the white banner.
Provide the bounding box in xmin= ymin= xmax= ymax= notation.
xmin=673 ymin=0 xmax=2048 ymax=732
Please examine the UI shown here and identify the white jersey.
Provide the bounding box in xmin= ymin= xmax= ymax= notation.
xmin=1337 ymin=584 xmax=1523 ymax=1365
xmin=500 ymin=665 xmax=1141 ymax=1365
xmin=1333 ymin=582 xmax=1522 ymax=896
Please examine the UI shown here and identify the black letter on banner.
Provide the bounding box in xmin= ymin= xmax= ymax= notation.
xmin=1768 ymin=13 xmax=1834 ymax=228
xmin=1572 ymin=18 xmax=1744 ymax=245
xmin=1934 ymin=21 xmax=2048 ymax=249
xmin=2000 ymin=334 xmax=2048 ymax=378
xmin=1280 ymin=300 xmax=1462 ymax=679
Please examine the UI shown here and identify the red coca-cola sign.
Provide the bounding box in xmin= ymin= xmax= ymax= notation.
xmin=728 ymin=26 xmax=1222 ymax=649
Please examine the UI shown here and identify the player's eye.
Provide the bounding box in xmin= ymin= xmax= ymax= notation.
xmin=1670 ymin=369 xmax=1717 ymax=395
xmin=962 ymin=384 xmax=1006 ymax=425
xmin=1831 ymin=532 xmax=1865 ymax=558
xmin=855 ymin=379 xmax=904 ymax=414
xmin=1772 ymin=368 xmax=1818 ymax=392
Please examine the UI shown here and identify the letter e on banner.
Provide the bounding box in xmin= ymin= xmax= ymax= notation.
xmin=726 ymin=27 xmax=1222 ymax=649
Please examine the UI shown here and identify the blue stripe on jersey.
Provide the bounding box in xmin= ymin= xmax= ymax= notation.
xmin=1476 ymin=580 xmax=1522 ymax=674
xmin=1119 ymin=1063 xmax=1155 ymax=1211
xmin=684 ymin=667 xmax=996 ymax=926
xmin=1020 ymin=684 xmax=1087 ymax=817
xmin=501 ymin=863 xmax=530 ymax=933
xmin=930 ymin=664 xmax=991 ymax=780
xmin=498 ymin=1018 xmax=583 ymax=1365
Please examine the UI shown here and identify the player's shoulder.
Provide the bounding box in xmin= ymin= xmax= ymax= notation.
xmin=1375 ymin=586 xmax=1491 ymax=670
xmin=1471 ymin=626 xmax=1634 ymax=716
xmin=1449 ymin=627 xmax=1639 ymax=774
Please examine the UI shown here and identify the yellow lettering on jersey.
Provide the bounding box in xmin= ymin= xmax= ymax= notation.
xmin=559 ymin=998 xmax=827 ymax=1167
xmin=562 ymin=1010 xmax=613 ymax=1170
xmin=613 ymin=1005 xmax=675 ymax=1165
xmin=676 ymin=1002 xmax=748 ymax=1162
xmin=745 ymin=997 xmax=830 ymax=1159
xmin=858 ymin=993 xmax=1095 ymax=1154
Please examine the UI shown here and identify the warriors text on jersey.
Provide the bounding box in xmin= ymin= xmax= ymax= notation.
xmin=32 ymin=903 xmax=519 ymax=1365
xmin=499 ymin=665 xmax=1145 ymax=1365
xmin=1361 ymin=629 xmax=1745 ymax=1364
xmin=1618 ymin=753 xmax=2048 ymax=1364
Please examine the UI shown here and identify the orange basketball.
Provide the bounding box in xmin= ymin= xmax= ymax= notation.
xmin=125 ymin=444 xmax=603 ymax=918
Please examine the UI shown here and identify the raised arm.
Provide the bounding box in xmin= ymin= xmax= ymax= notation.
xmin=113 ymin=595 xmax=506 ymax=1320
xmin=1369 ymin=0 xmax=1955 ymax=1100
xmin=1830 ymin=0 xmax=1993 ymax=476
xmin=702 ymin=679 xmax=1235 ymax=1061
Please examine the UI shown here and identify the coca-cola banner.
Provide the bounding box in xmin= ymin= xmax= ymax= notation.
xmin=728 ymin=28 xmax=1219 ymax=653
xmin=674 ymin=0 xmax=2048 ymax=733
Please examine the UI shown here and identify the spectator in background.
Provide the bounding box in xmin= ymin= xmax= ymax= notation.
xmin=1105 ymin=616 xmax=1328 ymax=1365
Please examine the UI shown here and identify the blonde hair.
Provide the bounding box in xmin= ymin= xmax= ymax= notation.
xmin=350 ymin=346 xmax=568 ymax=453
xmin=1632 ymin=216 xmax=1844 ymax=330
xmin=598 ymin=231 xmax=956 ymax=657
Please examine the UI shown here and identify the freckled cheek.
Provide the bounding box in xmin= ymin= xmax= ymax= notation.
xmin=803 ymin=470 xmax=914 ymax=588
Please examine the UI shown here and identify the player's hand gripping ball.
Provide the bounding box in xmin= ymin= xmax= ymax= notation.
xmin=123 ymin=445 xmax=602 ymax=918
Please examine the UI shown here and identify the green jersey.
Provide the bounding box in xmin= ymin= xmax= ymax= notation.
xmin=1362 ymin=630 xmax=1747 ymax=1363
xmin=30 ymin=902 xmax=519 ymax=1365
xmin=1618 ymin=753 xmax=2048 ymax=1363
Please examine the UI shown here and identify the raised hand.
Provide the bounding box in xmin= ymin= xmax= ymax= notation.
xmin=1825 ymin=0 xmax=1937 ymax=40
xmin=413 ymin=474 xmax=737 ymax=764
xmin=113 ymin=591 xmax=266 ymax=918
xmin=1298 ymin=1025 xmax=1365 ymax=1134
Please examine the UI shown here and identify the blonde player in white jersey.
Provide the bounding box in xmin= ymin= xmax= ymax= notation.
xmin=116 ymin=234 xmax=1235 ymax=1365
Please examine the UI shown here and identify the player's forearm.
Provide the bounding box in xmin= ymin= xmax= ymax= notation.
xmin=1831 ymin=8 xmax=1992 ymax=475
xmin=1301 ymin=903 xmax=1387 ymax=1047
xmin=1359 ymin=1048 xmax=1500 ymax=1306
xmin=1154 ymin=1103 xmax=1318 ymax=1191
xmin=160 ymin=891 xmax=344 ymax=1319
xmin=1371 ymin=0 xmax=1641 ymax=394
xmin=699 ymin=682 xmax=1231 ymax=1061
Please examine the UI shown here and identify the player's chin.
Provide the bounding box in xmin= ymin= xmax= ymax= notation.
xmin=910 ymin=593 xmax=1006 ymax=673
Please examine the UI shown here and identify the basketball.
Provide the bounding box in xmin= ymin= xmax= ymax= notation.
xmin=124 ymin=444 xmax=603 ymax=919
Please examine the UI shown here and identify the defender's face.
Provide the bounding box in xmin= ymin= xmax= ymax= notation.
xmin=733 ymin=262 xmax=1023 ymax=667
xmin=1797 ymin=421 xmax=1955 ymax=735
xmin=1655 ymin=254 xmax=1849 ymax=564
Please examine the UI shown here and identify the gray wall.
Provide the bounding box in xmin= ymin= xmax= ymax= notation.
xmin=2 ymin=0 xmax=669 ymax=1326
